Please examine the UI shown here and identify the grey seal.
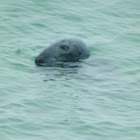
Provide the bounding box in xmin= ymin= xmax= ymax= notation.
xmin=35 ymin=38 xmax=90 ymax=66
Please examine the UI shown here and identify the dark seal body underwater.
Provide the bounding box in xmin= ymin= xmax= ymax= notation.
xmin=35 ymin=38 xmax=90 ymax=66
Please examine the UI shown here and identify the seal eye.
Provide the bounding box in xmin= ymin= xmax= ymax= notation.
xmin=60 ymin=44 xmax=69 ymax=50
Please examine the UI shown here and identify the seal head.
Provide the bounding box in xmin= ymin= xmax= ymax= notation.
xmin=35 ymin=38 xmax=90 ymax=66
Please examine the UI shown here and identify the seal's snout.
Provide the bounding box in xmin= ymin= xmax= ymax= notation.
xmin=35 ymin=57 xmax=44 ymax=66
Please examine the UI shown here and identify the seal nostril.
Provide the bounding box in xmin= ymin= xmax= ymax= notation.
xmin=35 ymin=57 xmax=44 ymax=66
xmin=39 ymin=59 xmax=43 ymax=63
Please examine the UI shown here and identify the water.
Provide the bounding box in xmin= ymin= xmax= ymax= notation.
xmin=0 ymin=0 xmax=140 ymax=139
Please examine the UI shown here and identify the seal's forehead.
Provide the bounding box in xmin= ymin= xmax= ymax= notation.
xmin=51 ymin=40 xmax=71 ymax=49
xmin=53 ymin=38 xmax=85 ymax=48
xmin=61 ymin=39 xmax=71 ymax=44
xmin=60 ymin=39 xmax=79 ymax=46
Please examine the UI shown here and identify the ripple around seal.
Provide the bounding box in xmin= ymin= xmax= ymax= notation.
xmin=0 ymin=0 xmax=140 ymax=140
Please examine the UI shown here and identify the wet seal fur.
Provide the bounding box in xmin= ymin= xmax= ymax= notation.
xmin=35 ymin=38 xmax=90 ymax=67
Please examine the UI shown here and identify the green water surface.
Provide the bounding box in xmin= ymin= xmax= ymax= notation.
xmin=0 ymin=0 xmax=140 ymax=140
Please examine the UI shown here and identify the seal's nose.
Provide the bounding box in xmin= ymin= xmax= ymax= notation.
xmin=35 ymin=57 xmax=44 ymax=66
